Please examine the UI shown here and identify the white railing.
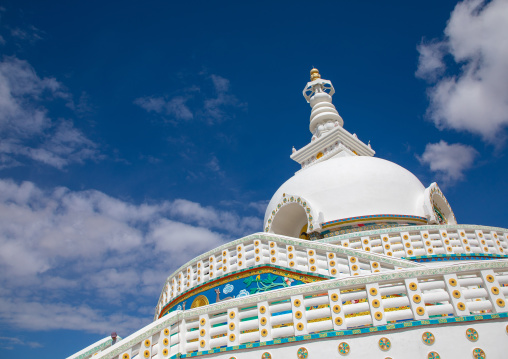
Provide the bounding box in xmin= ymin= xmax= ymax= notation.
xmin=97 ymin=260 xmax=508 ymax=359
xmin=318 ymin=224 xmax=508 ymax=259
xmin=154 ymin=225 xmax=508 ymax=319
xmin=154 ymin=232 xmax=424 ymax=319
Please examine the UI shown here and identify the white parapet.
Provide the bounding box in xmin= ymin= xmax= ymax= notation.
xmin=93 ymin=259 xmax=508 ymax=359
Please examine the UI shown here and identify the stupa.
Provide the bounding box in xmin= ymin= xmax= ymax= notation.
xmin=69 ymin=69 xmax=508 ymax=359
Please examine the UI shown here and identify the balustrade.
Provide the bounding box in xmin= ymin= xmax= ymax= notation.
xmin=99 ymin=260 xmax=508 ymax=359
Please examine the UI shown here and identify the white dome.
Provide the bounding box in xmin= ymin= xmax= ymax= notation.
xmin=264 ymin=156 xmax=427 ymax=237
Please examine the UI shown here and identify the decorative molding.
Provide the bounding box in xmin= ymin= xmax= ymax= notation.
xmin=158 ymin=264 xmax=331 ymax=318
xmin=155 ymin=231 xmax=430 ymax=317
xmin=155 ymin=224 xmax=508 ymax=317
xmin=317 ymin=224 xmax=508 ymax=244
xmin=405 ymin=253 xmax=508 ymax=263
xmin=322 ymin=214 xmax=427 ymax=229
xmin=264 ymin=194 xmax=318 ymax=233
xmin=100 ymin=260 xmax=508 ymax=359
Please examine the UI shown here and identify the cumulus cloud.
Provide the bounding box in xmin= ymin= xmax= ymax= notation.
xmin=134 ymin=74 xmax=246 ymax=124
xmin=417 ymin=140 xmax=478 ymax=184
xmin=0 ymin=179 xmax=262 ymax=334
xmin=0 ymin=56 xmax=99 ymax=169
xmin=416 ymin=0 xmax=508 ymax=143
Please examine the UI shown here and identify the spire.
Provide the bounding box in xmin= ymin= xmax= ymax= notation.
xmin=291 ymin=70 xmax=375 ymax=172
xmin=302 ymin=68 xmax=343 ymax=139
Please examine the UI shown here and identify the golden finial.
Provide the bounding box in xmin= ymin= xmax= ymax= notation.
xmin=310 ymin=67 xmax=321 ymax=81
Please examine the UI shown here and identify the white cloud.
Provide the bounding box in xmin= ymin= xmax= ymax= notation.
xmin=168 ymin=198 xmax=262 ymax=235
xmin=0 ymin=297 xmax=150 ymax=335
xmin=134 ymin=96 xmax=193 ymax=120
xmin=0 ymin=179 xmax=261 ymax=334
xmin=248 ymin=200 xmax=269 ymax=215
xmin=134 ymin=74 xmax=245 ymax=124
xmin=207 ymin=155 xmax=221 ymax=172
xmin=10 ymin=25 xmax=44 ymax=43
xmin=416 ymin=0 xmax=508 ymax=143
xmin=415 ymin=41 xmax=447 ymax=81
xmin=203 ymin=74 xmax=245 ymax=122
xmin=0 ymin=336 xmax=42 ymax=350
xmin=0 ymin=56 xmax=99 ymax=168
xmin=417 ymin=140 xmax=478 ymax=184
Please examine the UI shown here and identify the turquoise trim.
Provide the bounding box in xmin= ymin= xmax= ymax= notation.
xmin=170 ymin=312 xmax=508 ymax=358
xmin=322 ymin=214 xmax=427 ymax=227
xmin=405 ymin=253 xmax=508 ymax=263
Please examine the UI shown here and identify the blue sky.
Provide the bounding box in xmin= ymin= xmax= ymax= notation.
xmin=0 ymin=0 xmax=507 ymax=357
